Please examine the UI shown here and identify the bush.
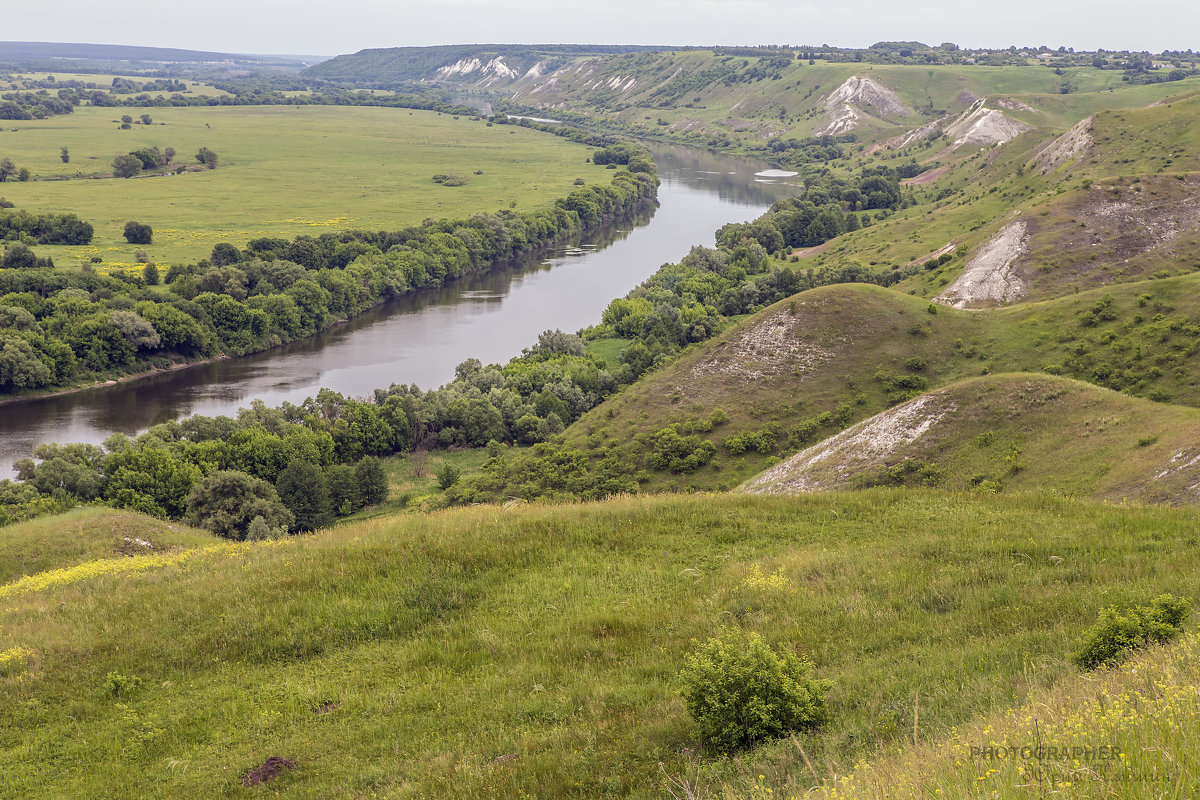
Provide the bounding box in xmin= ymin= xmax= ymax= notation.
xmin=1074 ymin=594 xmax=1190 ymax=670
xmin=641 ymin=424 xmax=717 ymax=473
xmin=436 ymin=463 xmax=461 ymax=489
xmin=112 ymin=153 xmax=142 ymax=178
xmin=123 ymin=221 xmax=152 ymax=245
xmin=680 ymin=628 xmax=830 ymax=752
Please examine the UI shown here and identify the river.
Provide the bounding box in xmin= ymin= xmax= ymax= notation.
xmin=0 ymin=143 xmax=799 ymax=477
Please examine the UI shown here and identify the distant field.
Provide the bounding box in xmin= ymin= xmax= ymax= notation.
xmin=0 ymin=106 xmax=606 ymax=266
xmin=1 ymin=71 xmax=231 ymax=96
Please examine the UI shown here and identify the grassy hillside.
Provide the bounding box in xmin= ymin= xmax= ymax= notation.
xmin=0 ymin=506 xmax=214 ymax=584
xmin=0 ymin=105 xmax=607 ymax=265
xmin=735 ymin=625 xmax=1200 ymax=798
xmin=569 ymin=277 xmax=1200 ymax=493
xmin=500 ymin=53 xmax=1200 ymax=151
xmin=743 ymin=373 xmax=1200 ymax=503
xmin=789 ymin=91 xmax=1200 ymax=304
xmin=3 ymin=491 xmax=1200 ymax=797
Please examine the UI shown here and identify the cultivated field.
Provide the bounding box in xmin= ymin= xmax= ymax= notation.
xmin=0 ymin=105 xmax=606 ymax=266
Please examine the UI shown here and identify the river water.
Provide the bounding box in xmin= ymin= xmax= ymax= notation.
xmin=0 ymin=144 xmax=798 ymax=476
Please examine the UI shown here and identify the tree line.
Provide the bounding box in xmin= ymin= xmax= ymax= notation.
xmin=0 ymin=145 xmax=658 ymax=399
xmin=3 ymin=158 xmax=923 ymax=529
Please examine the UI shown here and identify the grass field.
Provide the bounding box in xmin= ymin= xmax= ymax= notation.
xmin=0 ymin=105 xmax=607 ymax=266
xmin=2 ymin=71 xmax=232 ymax=97
xmin=0 ymin=506 xmax=214 ymax=584
xmin=2 ymin=490 xmax=1199 ymax=797
xmin=749 ymin=625 xmax=1200 ymax=798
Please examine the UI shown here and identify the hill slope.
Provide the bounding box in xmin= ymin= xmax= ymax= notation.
xmin=795 ymin=91 xmax=1200 ymax=305
xmin=742 ymin=373 xmax=1200 ymax=503
xmin=568 ymin=277 xmax=1200 ymax=493
xmin=3 ymin=491 xmax=1200 ymax=797
xmin=0 ymin=507 xmax=214 ymax=584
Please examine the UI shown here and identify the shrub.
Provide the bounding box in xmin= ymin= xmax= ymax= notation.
xmin=436 ymin=463 xmax=461 ymax=489
xmin=680 ymin=628 xmax=829 ymax=752
xmin=123 ymin=221 xmax=153 ymax=245
xmin=104 ymin=671 xmax=142 ymax=698
xmin=723 ymin=428 xmax=778 ymax=456
xmin=1074 ymin=594 xmax=1190 ymax=670
xmin=642 ymin=424 xmax=717 ymax=473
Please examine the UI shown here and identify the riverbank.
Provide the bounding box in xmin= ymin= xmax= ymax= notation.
xmin=0 ymin=143 xmax=659 ymax=404
xmin=0 ymin=144 xmax=791 ymax=478
xmin=0 ymin=197 xmax=657 ymax=410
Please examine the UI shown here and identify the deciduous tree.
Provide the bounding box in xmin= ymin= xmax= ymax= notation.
xmin=185 ymin=470 xmax=292 ymax=541
xmin=112 ymin=154 xmax=142 ymax=178
xmin=123 ymin=220 xmax=153 ymax=244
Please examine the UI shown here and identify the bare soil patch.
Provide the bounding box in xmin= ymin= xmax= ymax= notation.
xmin=241 ymin=757 xmax=295 ymax=787
xmin=902 ymin=165 xmax=950 ymax=186
xmin=936 ymin=221 xmax=1028 ymax=308
xmin=1033 ymin=116 xmax=1093 ymax=173
xmin=688 ymin=305 xmax=833 ymax=383
xmin=1021 ymin=175 xmax=1200 ymax=298
xmin=742 ymin=393 xmax=957 ymax=494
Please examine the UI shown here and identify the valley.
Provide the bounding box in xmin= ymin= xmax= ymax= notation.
xmin=4 ymin=37 xmax=1200 ymax=799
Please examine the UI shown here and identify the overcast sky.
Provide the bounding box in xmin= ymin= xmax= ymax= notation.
xmin=7 ymin=0 xmax=1197 ymax=58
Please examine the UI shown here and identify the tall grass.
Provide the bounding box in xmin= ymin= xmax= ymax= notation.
xmin=2 ymin=490 xmax=1199 ymax=797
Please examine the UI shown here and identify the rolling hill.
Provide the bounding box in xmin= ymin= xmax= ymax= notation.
xmin=742 ymin=373 xmax=1200 ymax=503
xmin=7 ymin=40 xmax=1200 ymax=800
xmin=569 ymin=276 xmax=1200 ymax=494
xmin=3 ymin=490 xmax=1200 ymax=797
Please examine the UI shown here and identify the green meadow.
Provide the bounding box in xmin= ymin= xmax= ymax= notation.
xmin=3 ymin=71 xmax=233 ymax=97
xmin=2 ymin=491 xmax=1199 ymax=797
xmin=0 ymin=105 xmax=606 ymax=266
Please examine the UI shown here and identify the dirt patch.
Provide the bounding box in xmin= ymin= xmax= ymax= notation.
xmin=314 ymin=702 xmax=341 ymax=715
xmin=936 ymin=221 xmax=1028 ymax=308
xmin=817 ymin=103 xmax=864 ymax=137
xmin=241 ymin=757 xmax=295 ymax=787
xmin=790 ymin=241 xmax=833 ymax=259
xmin=879 ymin=100 xmax=1028 ymax=154
xmin=1154 ymin=450 xmax=1200 ymax=499
xmin=742 ymin=393 xmax=956 ymax=495
xmin=908 ymin=242 xmax=956 ymax=267
xmin=688 ymin=305 xmax=833 ymax=383
xmin=1033 ymin=116 xmax=1093 ymax=173
xmin=826 ymin=75 xmax=911 ymax=117
xmin=879 ymin=119 xmax=942 ymax=151
xmin=113 ymin=536 xmax=159 ymax=557
xmin=902 ymin=165 xmax=950 ymax=186
xmin=997 ymin=97 xmax=1036 ymax=113
xmin=1084 ymin=184 xmax=1200 ymax=251
xmin=1021 ymin=175 xmax=1200 ymax=296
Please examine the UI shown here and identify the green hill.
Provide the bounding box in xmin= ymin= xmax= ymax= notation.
xmin=3 ymin=491 xmax=1200 ymax=797
xmin=782 ymin=90 xmax=1200 ymax=306
xmin=0 ymin=506 xmax=214 ymax=584
xmin=567 ymin=277 xmax=1200 ymax=493
xmin=742 ymin=373 xmax=1200 ymax=503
